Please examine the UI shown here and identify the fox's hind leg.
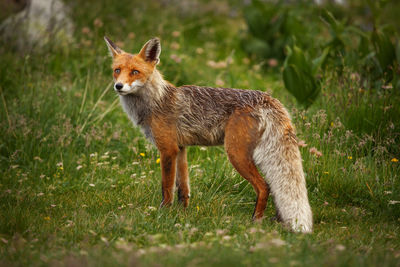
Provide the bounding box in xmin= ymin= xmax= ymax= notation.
xmin=224 ymin=109 xmax=269 ymax=221
xmin=176 ymin=146 xmax=190 ymax=207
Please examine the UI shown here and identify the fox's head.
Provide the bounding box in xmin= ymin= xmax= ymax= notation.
xmin=104 ymin=36 xmax=161 ymax=95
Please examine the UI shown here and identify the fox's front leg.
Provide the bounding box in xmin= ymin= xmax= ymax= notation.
xmin=176 ymin=147 xmax=190 ymax=207
xmin=159 ymin=146 xmax=179 ymax=207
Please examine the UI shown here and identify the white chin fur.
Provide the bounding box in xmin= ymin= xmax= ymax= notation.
xmin=115 ymin=80 xmax=144 ymax=95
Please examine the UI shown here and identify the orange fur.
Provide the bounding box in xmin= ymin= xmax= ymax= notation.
xmin=224 ymin=109 xmax=269 ymax=220
xmin=112 ymin=53 xmax=155 ymax=85
xmin=149 ymin=115 xmax=179 ymax=206
xmin=176 ymin=147 xmax=190 ymax=207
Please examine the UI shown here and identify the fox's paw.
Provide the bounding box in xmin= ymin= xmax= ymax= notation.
xmin=178 ymin=197 xmax=189 ymax=208
xmin=252 ymin=214 xmax=264 ymax=224
xmin=177 ymin=191 xmax=190 ymax=208
xmin=159 ymin=199 xmax=173 ymax=208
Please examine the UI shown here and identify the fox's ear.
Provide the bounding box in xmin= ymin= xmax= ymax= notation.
xmin=138 ymin=38 xmax=161 ymax=65
xmin=104 ymin=36 xmax=122 ymax=58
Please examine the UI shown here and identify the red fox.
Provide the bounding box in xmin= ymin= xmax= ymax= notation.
xmin=104 ymin=37 xmax=313 ymax=233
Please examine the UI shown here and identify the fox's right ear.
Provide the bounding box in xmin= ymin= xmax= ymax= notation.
xmin=104 ymin=36 xmax=122 ymax=58
xmin=138 ymin=38 xmax=161 ymax=65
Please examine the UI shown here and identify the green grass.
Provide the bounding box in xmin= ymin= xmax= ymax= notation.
xmin=0 ymin=1 xmax=399 ymax=266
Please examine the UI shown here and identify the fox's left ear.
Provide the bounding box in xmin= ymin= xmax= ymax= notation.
xmin=138 ymin=38 xmax=161 ymax=65
xmin=104 ymin=36 xmax=122 ymax=58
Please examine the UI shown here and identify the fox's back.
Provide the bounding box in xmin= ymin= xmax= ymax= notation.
xmin=174 ymin=86 xmax=284 ymax=146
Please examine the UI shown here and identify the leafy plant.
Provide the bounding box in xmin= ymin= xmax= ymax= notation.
xmin=320 ymin=10 xmax=369 ymax=69
xmin=321 ymin=9 xmax=399 ymax=88
xmin=371 ymin=27 xmax=396 ymax=78
xmin=282 ymin=45 xmax=329 ymax=108
xmin=241 ymin=0 xmax=311 ymax=61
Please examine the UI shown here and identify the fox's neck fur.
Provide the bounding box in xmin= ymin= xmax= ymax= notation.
xmin=142 ymin=68 xmax=169 ymax=103
xmin=119 ymin=68 xmax=170 ymax=132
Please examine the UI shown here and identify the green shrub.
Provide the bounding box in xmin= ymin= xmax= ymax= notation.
xmin=241 ymin=0 xmax=313 ymax=62
xmin=282 ymin=45 xmax=328 ymax=108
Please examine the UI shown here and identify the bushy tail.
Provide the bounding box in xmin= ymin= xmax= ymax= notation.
xmin=253 ymin=117 xmax=313 ymax=233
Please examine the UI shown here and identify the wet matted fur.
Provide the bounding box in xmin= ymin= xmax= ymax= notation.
xmin=104 ymin=37 xmax=313 ymax=233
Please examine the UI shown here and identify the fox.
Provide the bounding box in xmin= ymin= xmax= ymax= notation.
xmin=104 ymin=36 xmax=313 ymax=233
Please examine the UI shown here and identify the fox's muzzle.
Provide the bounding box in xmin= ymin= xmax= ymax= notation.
xmin=113 ymin=80 xmax=144 ymax=95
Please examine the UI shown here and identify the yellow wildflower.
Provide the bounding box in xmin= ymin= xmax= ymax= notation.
xmin=391 ymin=158 xmax=398 ymax=162
xmin=156 ymin=158 xmax=160 ymax=164
xmin=139 ymin=153 xmax=145 ymax=157
xmin=44 ymin=216 xmax=50 ymax=221
xmin=348 ymin=156 xmax=352 ymax=160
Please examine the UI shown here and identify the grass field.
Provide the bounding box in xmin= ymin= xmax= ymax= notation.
xmin=0 ymin=1 xmax=399 ymax=266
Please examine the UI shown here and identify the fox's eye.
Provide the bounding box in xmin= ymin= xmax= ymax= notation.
xmin=114 ymin=68 xmax=121 ymax=74
xmin=131 ymin=70 xmax=139 ymax=75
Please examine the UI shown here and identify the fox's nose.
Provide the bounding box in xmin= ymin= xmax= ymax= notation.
xmin=115 ymin=83 xmax=123 ymax=90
